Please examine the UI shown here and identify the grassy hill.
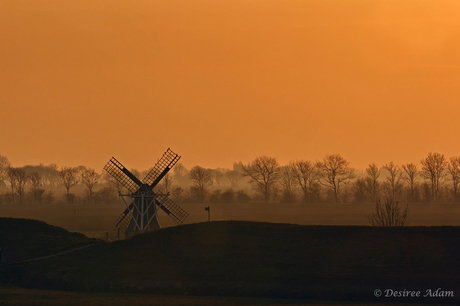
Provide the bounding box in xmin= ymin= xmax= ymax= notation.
xmin=0 ymin=218 xmax=99 ymax=263
xmin=1 ymin=219 xmax=460 ymax=304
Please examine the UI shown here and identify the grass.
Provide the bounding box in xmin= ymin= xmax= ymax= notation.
xmin=1 ymin=219 xmax=460 ymax=304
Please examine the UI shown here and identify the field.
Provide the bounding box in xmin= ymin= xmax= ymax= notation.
xmin=1 ymin=201 xmax=460 ymax=240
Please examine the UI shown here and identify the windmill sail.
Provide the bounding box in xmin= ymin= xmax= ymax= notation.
xmin=156 ymin=196 xmax=189 ymax=224
xmin=114 ymin=204 xmax=133 ymax=230
xmin=103 ymin=157 xmax=141 ymax=194
xmin=106 ymin=149 xmax=188 ymax=238
xmin=142 ymin=148 xmax=181 ymax=188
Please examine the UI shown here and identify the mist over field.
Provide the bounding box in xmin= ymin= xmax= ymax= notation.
xmin=1 ymin=151 xmax=460 ymax=240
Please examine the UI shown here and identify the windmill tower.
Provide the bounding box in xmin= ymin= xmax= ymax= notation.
xmin=103 ymin=148 xmax=188 ymax=238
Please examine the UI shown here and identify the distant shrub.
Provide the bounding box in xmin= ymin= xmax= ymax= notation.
xmin=236 ymin=190 xmax=251 ymax=203
xmin=353 ymin=178 xmax=368 ymax=204
xmin=26 ymin=189 xmax=45 ymax=205
xmin=221 ymin=189 xmax=235 ymax=204
xmin=188 ymin=186 xmax=202 ymax=203
xmin=2 ymin=193 xmax=12 ymax=205
xmin=93 ymin=187 xmax=118 ymax=205
xmin=368 ymin=198 xmax=409 ymax=227
xmin=44 ymin=191 xmax=54 ymax=204
xmin=64 ymin=193 xmax=75 ymax=204
xmin=209 ymin=190 xmax=221 ymax=203
xmin=171 ymin=187 xmax=184 ymax=203
xmin=280 ymin=190 xmax=296 ymax=203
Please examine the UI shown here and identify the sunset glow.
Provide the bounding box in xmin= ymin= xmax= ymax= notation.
xmin=1 ymin=0 xmax=460 ymax=171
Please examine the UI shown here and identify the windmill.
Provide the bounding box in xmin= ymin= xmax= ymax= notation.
xmin=103 ymin=148 xmax=188 ymax=238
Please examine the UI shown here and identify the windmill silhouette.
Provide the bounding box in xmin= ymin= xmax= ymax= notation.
xmin=103 ymin=148 xmax=188 ymax=238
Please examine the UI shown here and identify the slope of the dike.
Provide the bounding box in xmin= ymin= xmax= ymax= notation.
xmin=1 ymin=219 xmax=460 ymax=303
xmin=0 ymin=217 xmax=99 ymax=263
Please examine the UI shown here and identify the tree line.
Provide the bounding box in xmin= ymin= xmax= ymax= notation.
xmin=241 ymin=152 xmax=459 ymax=204
xmin=0 ymin=154 xmax=249 ymax=205
xmin=0 ymin=152 xmax=457 ymax=205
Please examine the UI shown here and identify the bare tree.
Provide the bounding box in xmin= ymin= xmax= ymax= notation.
xmin=14 ymin=168 xmax=28 ymax=205
xmin=279 ymin=165 xmax=297 ymax=203
xmin=290 ymin=160 xmax=319 ymax=203
xmin=421 ymin=152 xmax=447 ymax=204
xmin=81 ymin=168 xmax=100 ymax=205
xmin=43 ymin=163 xmax=59 ymax=186
xmin=353 ymin=178 xmax=368 ymax=203
xmin=316 ymin=154 xmax=354 ymax=203
xmin=0 ymin=154 xmax=10 ymax=184
xmin=368 ymin=198 xmax=409 ymax=227
xmin=365 ymin=163 xmax=380 ymax=202
xmin=189 ymin=166 xmax=213 ymax=203
xmin=5 ymin=167 xmax=18 ymax=204
xmin=382 ymin=162 xmax=403 ymax=201
xmin=173 ymin=163 xmax=189 ymax=184
xmin=59 ymin=167 xmax=78 ymax=202
xmin=402 ymin=163 xmax=418 ymax=203
xmin=159 ymin=173 xmax=174 ymax=193
xmin=242 ymin=156 xmax=280 ymax=203
xmin=103 ymin=173 xmax=124 ymax=196
xmin=447 ymin=157 xmax=460 ymax=203
xmin=29 ymin=171 xmax=45 ymax=204
xmin=210 ymin=169 xmax=224 ymax=187
xmin=171 ymin=186 xmax=185 ymax=203
xmin=226 ymin=170 xmax=242 ymax=188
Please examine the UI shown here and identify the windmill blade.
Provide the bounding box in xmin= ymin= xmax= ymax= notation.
xmin=142 ymin=148 xmax=181 ymax=188
xmin=103 ymin=157 xmax=142 ymax=194
xmin=156 ymin=196 xmax=188 ymax=224
xmin=114 ymin=202 xmax=134 ymax=229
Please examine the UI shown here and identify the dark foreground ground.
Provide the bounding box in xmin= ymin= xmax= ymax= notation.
xmin=1 ymin=218 xmax=460 ymax=304
xmin=0 ymin=287 xmax=450 ymax=306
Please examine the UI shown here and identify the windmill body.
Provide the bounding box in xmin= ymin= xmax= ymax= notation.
xmin=104 ymin=148 xmax=188 ymax=238
xmin=124 ymin=184 xmax=162 ymax=237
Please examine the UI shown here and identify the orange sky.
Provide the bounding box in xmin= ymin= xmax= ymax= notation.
xmin=1 ymin=1 xmax=460 ymax=172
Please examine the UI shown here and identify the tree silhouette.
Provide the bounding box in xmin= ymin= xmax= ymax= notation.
xmin=210 ymin=169 xmax=224 ymax=187
xmin=13 ymin=168 xmax=28 ymax=205
xmin=290 ymin=160 xmax=319 ymax=203
xmin=368 ymin=198 xmax=409 ymax=227
xmin=447 ymin=157 xmax=460 ymax=203
xmin=421 ymin=152 xmax=447 ymax=204
xmin=5 ymin=167 xmax=18 ymax=204
xmin=226 ymin=170 xmax=242 ymax=188
xmin=316 ymin=154 xmax=354 ymax=203
xmin=59 ymin=167 xmax=78 ymax=202
xmin=402 ymin=163 xmax=418 ymax=203
xmin=382 ymin=162 xmax=402 ymax=201
xmin=189 ymin=166 xmax=213 ymax=203
xmin=0 ymin=154 xmax=10 ymax=184
xmin=81 ymin=168 xmax=100 ymax=205
xmin=28 ymin=171 xmax=44 ymax=204
xmin=242 ymin=156 xmax=280 ymax=203
xmin=279 ymin=165 xmax=297 ymax=203
xmin=159 ymin=173 xmax=174 ymax=193
xmin=365 ymin=163 xmax=380 ymax=202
